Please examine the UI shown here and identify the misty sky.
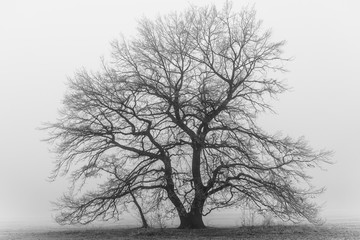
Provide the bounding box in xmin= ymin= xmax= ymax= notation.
xmin=0 ymin=0 xmax=359 ymax=224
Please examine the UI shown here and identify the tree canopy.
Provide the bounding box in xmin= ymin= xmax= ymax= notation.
xmin=45 ymin=2 xmax=331 ymax=229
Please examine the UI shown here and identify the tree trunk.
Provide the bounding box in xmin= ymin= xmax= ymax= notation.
xmin=177 ymin=145 xmax=207 ymax=229
xmin=178 ymin=195 xmax=206 ymax=229
xmin=178 ymin=210 xmax=206 ymax=229
xmin=129 ymin=188 xmax=149 ymax=228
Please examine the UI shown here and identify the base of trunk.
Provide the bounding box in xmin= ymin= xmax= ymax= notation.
xmin=178 ymin=214 xmax=206 ymax=229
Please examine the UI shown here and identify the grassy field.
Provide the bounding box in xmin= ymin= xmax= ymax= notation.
xmin=1 ymin=224 xmax=360 ymax=240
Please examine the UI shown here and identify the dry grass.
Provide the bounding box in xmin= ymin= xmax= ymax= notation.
xmin=1 ymin=224 xmax=360 ymax=240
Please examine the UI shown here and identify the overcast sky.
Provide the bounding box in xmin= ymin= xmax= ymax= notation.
xmin=0 ymin=0 xmax=359 ymax=225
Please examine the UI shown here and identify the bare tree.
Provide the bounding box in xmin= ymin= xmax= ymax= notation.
xmin=44 ymin=2 xmax=331 ymax=229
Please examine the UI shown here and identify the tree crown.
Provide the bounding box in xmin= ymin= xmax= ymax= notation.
xmin=44 ymin=2 xmax=331 ymax=227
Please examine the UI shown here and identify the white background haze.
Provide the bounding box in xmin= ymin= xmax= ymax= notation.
xmin=0 ymin=0 xmax=359 ymax=226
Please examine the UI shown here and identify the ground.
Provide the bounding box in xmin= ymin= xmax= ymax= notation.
xmin=1 ymin=224 xmax=360 ymax=240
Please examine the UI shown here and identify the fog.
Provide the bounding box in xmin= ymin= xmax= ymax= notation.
xmin=0 ymin=0 xmax=359 ymax=226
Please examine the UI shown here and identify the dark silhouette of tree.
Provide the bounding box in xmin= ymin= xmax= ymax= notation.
xmin=45 ymin=2 xmax=331 ymax=229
